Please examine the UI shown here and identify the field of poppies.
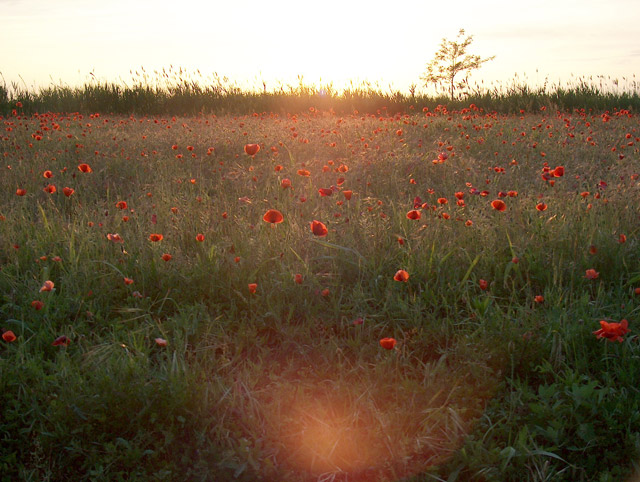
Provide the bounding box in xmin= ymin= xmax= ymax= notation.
xmin=1 ymin=99 xmax=639 ymax=481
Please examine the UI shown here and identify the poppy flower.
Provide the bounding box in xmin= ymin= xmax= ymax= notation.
xmin=244 ymin=144 xmax=260 ymax=156
xmin=2 ymin=331 xmax=16 ymax=343
xmin=619 ymin=234 xmax=627 ymax=243
xmin=39 ymin=280 xmax=54 ymax=292
xmin=43 ymin=184 xmax=56 ymax=194
xmin=479 ymin=279 xmax=488 ymax=290
xmin=31 ymin=300 xmax=44 ymax=310
xmin=585 ymin=269 xmax=599 ymax=280
xmin=343 ymin=190 xmax=353 ymax=200
xmin=593 ymin=319 xmax=629 ymax=342
xmin=534 ymin=295 xmax=544 ymax=304
xmin=406 ymin=210 xmax=421 ymax=220
xmin=552 ymin=166 xmax=564 ymax=177
xmin=107 ymin=233 xmax=124 ymax=243
xmin=149 ymin=233 xmax=164 ymax=242
xmin=16 ymin=188 xmax=26 ymax=196
xmin=248 ymin=283 xmax=257 ymax=294
xmin=196 ymin=233 xmax=205 ymax=242
xmin=393 ymin=269 xmax=409 ymax=282
xmin=62 ymin=187 xmax=74 ymax=197
xmin=77 ymin=163 xmax=92 ymax=173
xmin=588 ymin=245 xmax=597 ymax=255
xmin=124 ymin=277 xmax=134 ymax=285
xmin=490 ymin=199 xmax=506 ymax=212
xmin=43 ymin=170 xmax=53 ymax=178
xmin=311 ymin=220 xmax=328 ymax=237
xmin=536 ymin=202 xmax=547 ymax=211
xmin=294 ymin=273 xmax=303 ymax=284
xmin=380 ymin=337 xmax=397 ymax=350
xmin=437 ymin=197 xmax=448 ymax=205
xmin=281 ymin=178 xmax=292 ymax=189
xmin=263 ymin=209 xmax=284 ymax=224
xmin=161 ymin=253 xmax=172 ymax=261
xmin=321 ymin=288 xmax=330 ymax=297
xmin=116 ymin=201 xmax=128 ymax=210
xmin=154 ymin=337 xmax=168 ymax=347
xmin=318 ymin=188 xmax=333 ymax=197
xmin=52 ymin=335 xmax=70 ymax=347
xmin=297 ymin=169 xmax=311 ymax=177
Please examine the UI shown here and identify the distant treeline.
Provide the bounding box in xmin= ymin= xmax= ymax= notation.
xmin=2 ymin=76 xmax=639 ymax=116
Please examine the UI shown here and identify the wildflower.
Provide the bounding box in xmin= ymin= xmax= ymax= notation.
xmin=281 ymin=178 xmax=292 ymax=189
xmin=244 ymin=144 xmax=260 ymax=156
xmin=297 ymin=169 xmax=311 ymax=177
xmin=552 ymin=166 xmax=565 ymax=177
xmin=31 ymin=300 xmax=44 ymax=310
xmin=536 ymin=202 xmax=547 ymax=211
xmin=149 ymin=233 xmax=164 ymax=242
xmin=154 ymin=337 xmax=168 ymax=347
xmin=196 ymin=233 xmax=205 ymax=242
xmin=248 ymin=283 xmax=257 ymax=294
xmin=343 ymin=190 xmax=353 ymax=200
xmin=43 ymin=170 xmax=53 ymax=178
xmin=107 ymin=233 xmax=124 ymax=243
xmin=116 ymin=201 xmax=128 ymax=210
xmin=263 ymin=209 xmax=284 ymax=224
xmin=39 ymin=280 xmax=54 ymax=292
xmin=52 ymin=335 xmax=70 ymax=347
xmin=534 ymin=295 xmax=544 ymax=304
xmin=490 ymin=199 xmax=506 ymax=212
xmin=16 ymin=188 xmax=26 ymax=196
xmin=77 ymin=163 xmax=92 ymax=173
xmin=619 ymin=234 xmax=627 ymax=243
xmin=380 ymin=337 xmax=397 ymax=350
xmin=294 ymin=273 xmax=303 ymax=284
xmin=62 ymin=187 xmax=75 ymax=197
xmin=321 ymin=288 xmax=330 ymax=297
xmin=43 ymin=184 xmax=56 ymax=194
xmin=2 ymin=331 xmax=16 ymax=343
xmin=124 ymin=277 xmax=134 ymax=285
xmin=479 ymin=279 xmax=489 ymax=290
xmin=311 ymin=220 xmax=328 ymax=237
xmin=393 ymin=270 xmax=409 ymax=282
xmin=585 ymin=269 xmax=599 ymax=280
xmin=318 ymin=188 xmax=333 ymax=197
xmin=406 ymin=209 xmax=421 ymax=220
xmin=593 ymin=319 xmax=629 ymax=343
xmin=161 ymin=253 xmax=172 ymax=262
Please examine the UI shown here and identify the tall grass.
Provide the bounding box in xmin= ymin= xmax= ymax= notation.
xmin=2 ymin=68 xmax=639 ymax=116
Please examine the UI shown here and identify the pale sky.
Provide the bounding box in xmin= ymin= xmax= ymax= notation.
xmin=1 ymin=0 xmax=639 ymax=94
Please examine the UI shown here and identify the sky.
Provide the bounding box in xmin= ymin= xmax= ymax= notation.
xmin=1 ymin=0 xmax=639 ymax=94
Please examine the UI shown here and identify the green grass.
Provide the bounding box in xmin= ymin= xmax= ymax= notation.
xmin=1 ymin=95 xmax=639 ymax=481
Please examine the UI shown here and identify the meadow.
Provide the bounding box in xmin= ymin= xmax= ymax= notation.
xmin=1 ymin=85 xmax=640 ymax=481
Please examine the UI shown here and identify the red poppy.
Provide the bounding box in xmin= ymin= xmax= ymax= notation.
xmin=585 ymin=269 xmax=599 ymax=280
xmin=116 ymin=201 xmax=128 ymax=210
xmin=124 ymin=277 xmax=134 ymax=285
xmin=248 ymin=283 xmax=257 ymax=294
xmin=196 ymin=233 xmax=205 ymax=242
xmin=62 ymin=187 xmax=75 ymax=197
xmin=149 ymin=233 xmax=164 ymax=242
xmin=161 ymin=253 xmax=172 ymax=261
xmin=406 ymin=209 xmax=421 ymax=220
xmin=43 ymin=170 xmax=53 ymax=178
xmin=77 ymin=163 xmax=92 ymax=173
xmin=380 ymin=337 xmax=397 ymax=350
xmin=593 ymin=319 xmax=629 ymax=342
xmin=311 ymin=220 xmax=328 ymax=237
xmin=297 ymin=169 xmax=311 ymax=177
xmin=52 ymin=335 xmax=70 ymax=347
xmin=490 ymin=200 xmax=506 ymax=212
xmin=43 ymin=184 xmax=56 ymax=194
xmin=107 ymin=233 xmax=124 ymax=243
xmin=536 ymin=202 xmax=547 ymax=211
xmin=294 ymin=273 xmax=303 ymax=284
xmin=619 ymin=234 xmax=627 ymax=243
xmin=318 ymin=188 xmax=333 ymax=197
xmin=534 ymin=295 xmax=544 ymax=304
xmin=479 ymin=279 xmax=488 ymax=290
xmin=244 ymin=144 xmax=260 ymax=156
xmin=2 ymin=330 xmax=16 ymax=343
xmin=281 ymin=178 xmax=292 ymax=189
xmin=16 ymin=188 xmax=26 ymax=196
xmin=31 ymin=300 xmax=44 ymax=310
xmin=393 ymin=270 xmax=409 ymax=282
xmin=154 ymin=337 xmax=168 ymax=347
xmin=552 ymin=166 xmax=564 ymax=177
xmin=39 ymin=280 xmax=54 ymax=292
xmin=263 ymin=209 xmax=284 ymax=224
xmin=589 ymin=245 xmax=597 ymax=255
xmin=437 ymin=197 xmax=448 ymax=205
xmin=343 ymin=190 xmax=353 ymax=200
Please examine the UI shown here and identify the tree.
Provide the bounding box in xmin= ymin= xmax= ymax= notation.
xmin=421 ymin=29 xmax=495 ymax=101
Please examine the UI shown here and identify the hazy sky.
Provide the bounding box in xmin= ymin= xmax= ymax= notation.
xmin=2 ymin=0 xmax=639 ymax=93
